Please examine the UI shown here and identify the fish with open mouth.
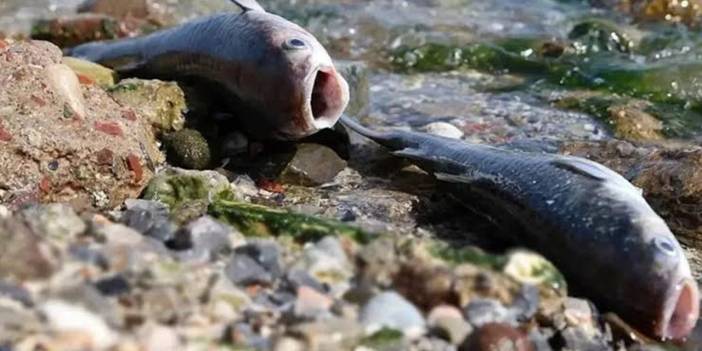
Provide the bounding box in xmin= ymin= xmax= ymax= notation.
xmin=67 ymin=0 xmax=349 ymax=140
xmin=340 ymin=115 xmax=700 ymax=341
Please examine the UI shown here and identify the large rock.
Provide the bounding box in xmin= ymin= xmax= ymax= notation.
xmin=0 ymin=40 xmax=163 ymax=210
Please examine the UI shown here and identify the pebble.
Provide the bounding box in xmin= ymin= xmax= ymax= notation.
xmin=40 ymin=300 xmax=117 ymax=350
xmin=235 ymin=240 xmax=282 ymax=279
xmin=428 ymin=305 xmax=473 ymax=345
xmin=138 ymin=323 xmax=181 ymax=351
xmin=44 ymin=63 xmax=87 ymax=119
xmin=0 ymin=280 xmax=32 ymax=306
xmin=288 ymin=317 xmax=363 ymax=350
xmin=510 ymin=285 xmax=540 ymax=321
xmin=464 ymin=298 xmax=515 ymax=327
xmin=423 ymin=121 xmax=465 ymax=139
xmin=21 ymin=204 xmax=86 ymax=240
xmin=460 ymin=323 xmax=534 ymax=351
xmin=94 ymin=275 xmax=131 ymax=296
xmin=293 ymin=236 xmax=353 ymax=292
xmin=360 ymin=291 xmax=426 ymax=337
xmin=279 ymin=143 xmax=347 ymax=186
xmin=0 ymin=217 xmax=56 ymax=280
xmin=122 ymin=199 xmax=177 ymax=242
xmin=284 ymin=268 xmax=326 ymax=293
xmin=294 ymin=285 xmax=334 ymax=319
xmin=169 ymin=216 xmax=238 ymax=261
xmin=226 ymin=254 xmax=274 ymax=286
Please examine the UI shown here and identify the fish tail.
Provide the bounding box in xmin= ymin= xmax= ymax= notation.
xmin=67 ymin=37 xmax=146 ymax=70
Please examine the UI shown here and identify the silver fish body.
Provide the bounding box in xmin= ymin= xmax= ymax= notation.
xmin=68 ymin=1 xmax=349 ymax=140
xmin=341 ymin=115 xmax=699 ymax=341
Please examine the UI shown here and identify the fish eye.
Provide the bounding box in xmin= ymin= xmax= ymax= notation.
xmin=283 ymin=38 xmax=308 ymax=50
xmin=654 ymin=237 xmax=678 ymax=257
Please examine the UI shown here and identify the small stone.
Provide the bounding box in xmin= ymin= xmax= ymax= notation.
xmin=502 ymin=250 xmax=566 ymax=293
xmin=464 ymin=298 xmax=515 ymax=327
xmin=20 ymin=203 xmax=87 ymax=240
xmin=138 ymin=323 xmax=181 ymax=351
xmin=288 ymin=317 xmax=363 ymax=350
xmin=292 ymin=236 xmax=353 ymax=293
xmin=162 ymin=128 xmax=212 ymax=170
xmin=294 ymin=285 xmax=334 ymax=319
xmin=45 ymin=63 xmax=86 ymax=119
xmin=206 ymin=274 xmax=251 ymax=321
xmin=228 ymin=322 xmax=271 ymax=350
xmin=40 ymin=300 xmax=117 ymax=350
xmin=510 ymin=285 xmax=540 ymax=322
xmin=360 ymin=291 xmax=426 ymax=337
xmin=53 ymin=285 xmax=121 ymax=327
xmin=122 ymin=199 xmax=177 ymax=242
xmin=235 ymin=240 xmax=282 ymax=279
xmin=279 ymin=143 xmax=347 ymax=186
xmin=170 ymin=216 xmax=239 ymax=262
xmin=0 ymin=280 xmax=33 ymax=306
xmin=94 ymin=275 xmax=131 ymax=296
xmin=423 ymin=122 xmax=464 ymax=139
xmin=0 ymin=217 xmax=57 ymax=280
xmin=428 ymin=305 xmax=472 ymax=345
xmin=284 ymin=269 xmax=326 ymax=293
xmin=460 ymin=323 xmax=534 ymax=351
xmin=273 ymin=337 xmax=306 ymax=351
xmin=225 ymin=255 xmax=272 ymax=286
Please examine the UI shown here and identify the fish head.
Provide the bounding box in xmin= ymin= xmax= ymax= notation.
xmin=241 ymin=11 xmax=349 ymax=140
xmin=615 ymin=214 xmax=699 ymax=341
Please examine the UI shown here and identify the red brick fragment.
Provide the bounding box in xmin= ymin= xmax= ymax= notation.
xmin=94 ymin=121 xmax=123 ymax=137
xmin=126 ymin=154 xmax=143 ymax=183
xmin=96 ymin=148 xmax=114 ymax=165
xmin=39 ymin=177 xmax=52 ymax=193
xmin=0 ymin=121 xmax=12 ymax=142
xmin=77 ymin=74 xmax=95 ymax=85
xmin=122 ymin=109 xmax=137 ymax=121
xmin=30 ymin=94 xmax=46 ymax=107
xmin=256 ymin=178 xmax=285 ymax=193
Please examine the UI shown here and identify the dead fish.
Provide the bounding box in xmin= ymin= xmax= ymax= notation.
xmin=340 ymin=115 xmax=700 ymax=341
xmin=67 ymin=0 xmax=349 ymax=140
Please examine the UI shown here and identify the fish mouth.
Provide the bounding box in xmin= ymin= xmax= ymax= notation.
xmin=657 ymin=278 xmax=699 ymax=341
xmin=304 ymin=66 xmax=349 ymax=132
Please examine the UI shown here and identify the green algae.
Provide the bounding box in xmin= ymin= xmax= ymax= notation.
xmin=359 ymin=328 xmax=404 ymax=349
xmin=208 ymin=198 xmax=374 ymax=244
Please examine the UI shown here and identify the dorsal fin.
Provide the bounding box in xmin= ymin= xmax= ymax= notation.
xmin=230 ymin=0 xmax=266 ymax=12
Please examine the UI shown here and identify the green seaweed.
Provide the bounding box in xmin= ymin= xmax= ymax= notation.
xmin=208 ymin=198 xmax=374 ymax=244
xmin=428 ymin=242 xmax=506 ymax=269
xmin=142 ymin=174 xmax=212 ymax=209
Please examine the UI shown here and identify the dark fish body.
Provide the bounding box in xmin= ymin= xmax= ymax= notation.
xmin=68 ymin=1 xmax=349 ymax=140
xmin=341 ymin=116 xmax=699 ymax=341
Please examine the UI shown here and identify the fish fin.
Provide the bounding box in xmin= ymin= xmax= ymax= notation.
xmin=550 ymin=156 xmax=618 ymax=181
xmin=434 ymin=172 xmax=478 ymax=183
xmin=230 ymin=0 xmax=266 ymax=12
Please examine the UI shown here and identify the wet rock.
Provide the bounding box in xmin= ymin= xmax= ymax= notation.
xmin=336 ymin=60 xmax=369 ymax=118
xmin=52 ymin=284 xmax=121 ymax=327
xmin=162 ymin=128 xmax=212 ymax=170
xmin=360 ymin=291 xmax=426 ymax=337
xmin=40 ymin=300 xmax=118 ymax=350
xmin=226 ymin=254 xmax=274 ymax=286
xmin=464 ymin=298 xmax=515 ymax=327
xmin=169 ymin=215 xmax=240 ymax=262
xmin=557 ymin=325 xmax=611 ymax=351
xmin=122 ymin=199 xmax=176 ymax=242
xmin=235 ymin=240 xmax=282 ymax=277
xmin=94 ymin=274 xmax=130 ymax=296
xmin=423 ymin=122 xmax=465 ymax=139
xmin=568 ymin=19 xmax=635 ymax=54
xmin=502 ymin=250 xmax=566 ymax=293
xmin=510 ymin=285 xmax=540 ymax=322
xmin=0 ymin=40 xmax=162 ymax=210
xmin=108 ymin=78 xmax=186 ymax=134
xmin=62 ymin=56 xmax=116 ymax=87
xmin=206 ymin=274 xmax=250 ymax=321
xmin=0 ymin=303 xmax=42 ymax=343
xmin=618 ymin=0 xmax=702 ymax=27
xmin=428 ymin=305 xmax=473 ymax=345
xmin=78 ymin=0 xmax=162 ymax=23
xmin=0 ymin=217 xmax=57 ymax=280
xmin=279 ymin=143 xmax=347 ymax=186
xmin=460 ymin=323 xmax=534 ymax=351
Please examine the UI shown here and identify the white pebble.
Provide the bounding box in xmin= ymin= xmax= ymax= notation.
xmin=422 ymin=122 xmax=464 ymax=139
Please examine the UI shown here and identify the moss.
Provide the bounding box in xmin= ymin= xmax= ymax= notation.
xmin=208 ymin=198 xmax=374 ymax=244
xmin=142 ymin=174 xmax=212 ymax=209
